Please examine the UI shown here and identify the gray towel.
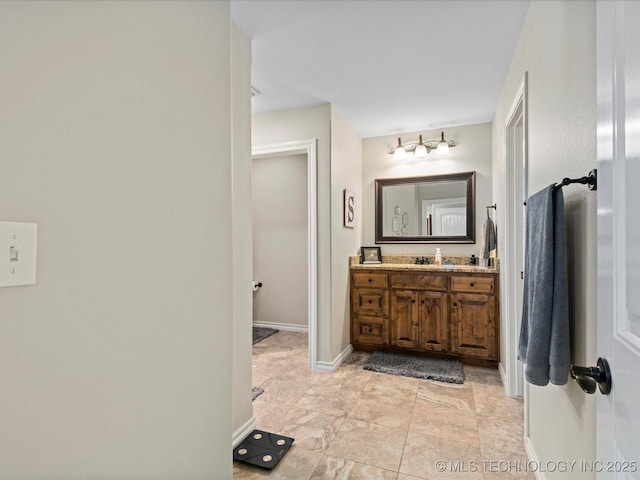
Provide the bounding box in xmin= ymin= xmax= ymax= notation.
xmin=481 ymin=217 xmax=496 ymax=259
xmin=518 ymin=185 xmax=570 ymax=386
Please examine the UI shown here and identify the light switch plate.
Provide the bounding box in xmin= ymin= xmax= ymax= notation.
xmin=0 ymin=221 xmax=37 ymax=287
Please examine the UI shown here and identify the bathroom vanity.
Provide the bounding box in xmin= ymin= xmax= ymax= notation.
xmin=350 ymin=259 xmax=499 ymax=367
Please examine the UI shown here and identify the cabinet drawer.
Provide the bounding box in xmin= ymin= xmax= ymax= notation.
xmin=450 ymin=275 xmax=495 ymax=294
xmin=391 ymin=273 xmax=447 ymax=291
xmin=353 ymin=316 xmax=389 ymax=345
xmin=353 ymin=272 xmax=388 ymax=288
xmin=352 ymin=288 xmax=389 ymax=315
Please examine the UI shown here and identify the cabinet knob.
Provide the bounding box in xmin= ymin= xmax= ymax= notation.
xmin=421 ymin=300 xmax=425 ymax=304
xmin=368 ymin=278 xmax=372 ymax=282
xmin=470 ymin=282 xmax=475 ymax=287
xmin=368 ymin=300 xmax=372 ymax=304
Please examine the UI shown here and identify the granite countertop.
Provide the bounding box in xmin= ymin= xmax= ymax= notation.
xmin=350 ymin=263 xmax=498 ymax=273
xmin=349 ymin=255 xmax=499 ymax=273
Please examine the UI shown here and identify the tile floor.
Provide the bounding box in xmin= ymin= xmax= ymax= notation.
xmin=234 ymin=331 xmax=533 ymax=480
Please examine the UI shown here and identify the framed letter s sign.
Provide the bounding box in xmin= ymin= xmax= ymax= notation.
xmin=344 ymin=189 xmax=356 ymax=228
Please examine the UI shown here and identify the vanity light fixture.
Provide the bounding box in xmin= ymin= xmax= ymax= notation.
xmin=389 ymin=131 xmax=456 ymax=159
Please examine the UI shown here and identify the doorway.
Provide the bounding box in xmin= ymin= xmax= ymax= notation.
xmin=503 ymin=72 xmax=528 ymax=398
xmin=252 ymin=140 xmax=318 ymax=369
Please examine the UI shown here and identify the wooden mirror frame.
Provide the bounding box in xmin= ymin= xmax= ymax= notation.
xmin=375 ymin=171 xmax=476 ymax=244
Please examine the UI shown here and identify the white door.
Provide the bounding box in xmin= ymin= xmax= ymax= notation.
xmin=596 ymin=1 xmax=640 ymax=476
xmin=432 ymin=207 xmax=466 ymax=236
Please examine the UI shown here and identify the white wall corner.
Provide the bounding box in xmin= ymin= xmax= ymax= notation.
xmin=525 ymin=436 xmax=546 ymax=480
xmin=498 ymin=362 xmax=509 ymax=396
xmin=316 ymin=344 xmax=354 ymax=372
xmin=232 ymin=416 xmax=257 ymax=449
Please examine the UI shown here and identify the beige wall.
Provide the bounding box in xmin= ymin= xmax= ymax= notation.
xmin=0 ymin=1 xmax=234 ymax=477
xmin=492 ymin=1 xmax=597 ymax=477
xmin=252 ymin=154 xmax=308 ymax=329
xmin=231 ymin=24 xmax=254 ymax=445
xmin=252 ymin=105 xmax=333 ymax=362
xmin=362 ymin=123 xmax=493 ymax=257
xmin=252 ymin=104 xmax=363 ymax=366
xmin=330 ymin=105 xmax=363 ymax=361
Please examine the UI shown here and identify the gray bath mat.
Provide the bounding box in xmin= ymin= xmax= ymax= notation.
xmin=252 ymin=387 xmax=264 ymax=401
xmin=252 ymin=327 xmax=279 ymax=345
xmin=363 ymin=351 xmax=464 ymax=384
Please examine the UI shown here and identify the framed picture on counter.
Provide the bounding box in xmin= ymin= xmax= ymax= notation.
xmin=360 ymin=246 xmax=382 ymax=264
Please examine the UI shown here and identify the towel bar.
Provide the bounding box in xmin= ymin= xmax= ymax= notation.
xmin=485 ymin=204 xmax=496 ymax=219
xmin=554 ymin=169 xmax=597 ymax=191
xmin=524 ymin=169 xmax=598 ymax=206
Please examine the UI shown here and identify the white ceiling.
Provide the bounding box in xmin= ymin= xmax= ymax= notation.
xmin=231 ymin=0 xmax=530 ymax=139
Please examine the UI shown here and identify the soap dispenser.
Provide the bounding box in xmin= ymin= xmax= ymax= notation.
xmin=435 ymin=248 xmax=442 ymax=266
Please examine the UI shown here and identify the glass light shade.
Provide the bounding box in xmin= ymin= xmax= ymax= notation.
xmin=436 ymin=132 xmax=449 ymax=154
xmin=436 ymin=141 xmax=449 ymax=154
xmin=414 ymin=144 xmax=428 ymax=158
xmin=393 ymin=137 xmax=406 ymax=160
xmin=393 ymin=146 xmax=407 ymax=160
xmin=414 ymin=134 xmax=428 ymax=158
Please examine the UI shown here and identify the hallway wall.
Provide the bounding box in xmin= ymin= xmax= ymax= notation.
xmin=252 ymin=105 xmax=333 ymax=362
xmin=0 ymin=2 xmax=235 ymax=477
xmin=492 ymin=1 xmax=597 ymax=477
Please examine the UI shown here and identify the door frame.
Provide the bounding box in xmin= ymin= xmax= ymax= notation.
xmin=252 ymin=139 xmax=318 ymax=369
xmin=502 ymin=72 xmax=528 ymax=399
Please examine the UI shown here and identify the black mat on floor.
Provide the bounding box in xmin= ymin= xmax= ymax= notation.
xmin=363 ymin=351 xmax=465 ymax=384
xmin=252 ymin=327 xmax=279 ymax=345
xmin=233 ymin=429 xmax=294 ymax=470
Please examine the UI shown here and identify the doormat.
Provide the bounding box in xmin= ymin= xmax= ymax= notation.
xmin=251 ymin=387 xmax=264 ymax=401
xmin=363 ymin=351 xmax=464 ymax=384
xmin=252 ymin=327 xmax=279 ymax=345
xmin=233 ymin=429 xmax=294 ymax=470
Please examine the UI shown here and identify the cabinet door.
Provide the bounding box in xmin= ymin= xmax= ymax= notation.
xmin=450 ymin=293 xmax=496 ymax=359
xmin=419 ymin=291 xmax=449 ymax=352
xmin=391 ymin=290 xmax=420 ymax=349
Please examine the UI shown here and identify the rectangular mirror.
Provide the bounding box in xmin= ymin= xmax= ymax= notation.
xmin=375 ymin=171 xmax=476 ymax=244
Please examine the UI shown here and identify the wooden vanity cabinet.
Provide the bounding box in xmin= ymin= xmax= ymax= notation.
xmin=350 ymin=268 xmax=499 ymax=367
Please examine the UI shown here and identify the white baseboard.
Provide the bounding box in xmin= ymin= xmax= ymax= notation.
xmin=316 ymin=344 xmax=354 ymax=372
xmin=252 ymin=321 xmax=308 ymax=334
xmin=232 ymin=416 xmax=257 ymax=449
xmin=524 ymin=435 xmax=546 ymax=480
xmin=499 ymin=361 xmax=508 ymax=395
